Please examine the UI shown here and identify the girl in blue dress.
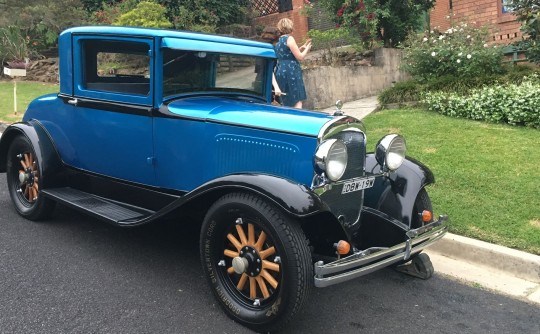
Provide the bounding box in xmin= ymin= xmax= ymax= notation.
xmin=274 ymin=18 xmax=312 ymax=108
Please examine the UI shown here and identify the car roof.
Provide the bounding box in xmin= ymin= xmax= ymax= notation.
xmin=61 ymin=26 xmax=274 ymax=51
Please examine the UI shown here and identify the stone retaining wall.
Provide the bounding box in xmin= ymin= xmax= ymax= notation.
xmin=303 ymin=48 xmax=409 ymax=110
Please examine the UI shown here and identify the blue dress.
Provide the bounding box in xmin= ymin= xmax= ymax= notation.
xmin=275 ymin=35 xmax=306 ymax=107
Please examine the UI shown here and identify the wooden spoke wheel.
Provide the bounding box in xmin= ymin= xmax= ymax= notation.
xmin=200 ymin=192 xmax=312 ymax=332
xmin=6 ymin=135 xmax=55 ymax=220
xmin=16 ymin=152 xmax=40 ymax=204
xmin=223 ymin=219 xmax=281 ymax=302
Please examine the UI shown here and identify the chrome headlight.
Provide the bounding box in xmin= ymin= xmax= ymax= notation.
xmin=375 ymin=134 xmax=406 ymax=171
xmin=314 ymin=139 xmax=348 ymax=181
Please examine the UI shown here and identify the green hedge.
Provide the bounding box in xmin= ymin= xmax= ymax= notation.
xmin=421 ymin=76 xmax=540 ymax=128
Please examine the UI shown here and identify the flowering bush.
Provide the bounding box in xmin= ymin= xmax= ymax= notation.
xmin=318 ymin=0 xmax=434 ymax=47
xmin=335 ymin=0 xmax=378 ymax=47
xmin=401 ymin=22 xmax=503 ymax=80
xmin=421 ymin=75 xmax=540 ymax=128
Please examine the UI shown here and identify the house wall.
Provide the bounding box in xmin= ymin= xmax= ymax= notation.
xmin=430 ymin=0 xmax=521 ymax=44
xmin=253 ymin=0 xmax=310 ymax=42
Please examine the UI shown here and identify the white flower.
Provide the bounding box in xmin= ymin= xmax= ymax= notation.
xmin=458 ymin=52 xmax=463 ymax=57
xmin=431 ymin=51 xmax=437 ymax=57
xmin=439 ymin=35 xmax=445 ymax=40
xmin=423 ymin=37 xmax=428 ymax=42
xmin=467 ymin=54 xmax=472 ymax=59
xmin=466 ymin=35 xmax=471 ymax=39
xmin=483 ymin=43 xmax=488 ymax=47
xmin=457 ymin=59 xmax=461 ymax=63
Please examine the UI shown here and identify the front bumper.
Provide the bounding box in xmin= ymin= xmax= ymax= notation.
xmin=314 ymin=215 xmax=448 ymax=287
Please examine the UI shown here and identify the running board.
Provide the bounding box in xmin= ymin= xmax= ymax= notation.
xmin=42 ymin=187 xmax=155 ymax=225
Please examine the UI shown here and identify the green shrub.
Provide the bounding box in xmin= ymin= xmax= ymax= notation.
xmin=0 ymin=26 xmax=37 ymax=63
xmin=421 ymin=75 xmax=540 ymax=128
xmin=308 ymin=28 xmax=354 ymax=64
xmin=401 ymin=22 xmax=504 ymax=80
xmin=114 ymin=1 xmax=172 ymax=28
xmin=381 ymin=65 xmax=540 ymax=105
xmin=378 ymin=80 xmax=424 ymax=104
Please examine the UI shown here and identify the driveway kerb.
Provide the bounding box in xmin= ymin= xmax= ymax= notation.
xmin=429 ymin=232 xmax=540 ymax=284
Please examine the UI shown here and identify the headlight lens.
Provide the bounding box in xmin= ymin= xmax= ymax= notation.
xmin=314 ymin=139 xmax=348 ymax=181
xmin=375 ymin=134 xmax=406 ymax=171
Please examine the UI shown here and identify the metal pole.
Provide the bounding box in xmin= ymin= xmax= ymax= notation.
xmin=13 ymin=79 xmax=17 ymax=115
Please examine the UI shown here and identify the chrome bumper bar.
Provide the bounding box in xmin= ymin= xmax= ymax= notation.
xmin=314 ymin=215 xmax=448 ymax=288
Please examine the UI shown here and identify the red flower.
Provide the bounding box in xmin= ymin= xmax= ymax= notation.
xmin=357 ymin=0 xmax=365 ymax=11
xmin=337 ymin=7 xmax=344 ymax=17
xmin=366 ymin=13 xmax=374 ymax=20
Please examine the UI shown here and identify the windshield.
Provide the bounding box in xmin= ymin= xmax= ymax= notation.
xmin=162 ymin=48 xmax=269 ymax=100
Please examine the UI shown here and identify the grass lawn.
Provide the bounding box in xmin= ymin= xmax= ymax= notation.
xmin=363 ymin=108 xmax=540 ymax=255
xmin=0 ymin=81 xmax=59 ymax=123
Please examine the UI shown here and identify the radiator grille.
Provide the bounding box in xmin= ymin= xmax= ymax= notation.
xmin=319 ymin=129 xmax=367 ymax=226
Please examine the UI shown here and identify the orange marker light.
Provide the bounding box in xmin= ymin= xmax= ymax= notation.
xmin=422 ymin=210 xmax=433 ymax=223
xmin=336 ymin=240 xmax=351 ymax=255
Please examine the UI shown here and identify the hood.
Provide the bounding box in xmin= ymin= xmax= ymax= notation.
xmin=165 ymin=96 xmax=334 ymax=137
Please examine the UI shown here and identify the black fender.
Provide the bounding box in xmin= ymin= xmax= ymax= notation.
xmin=0 ymin=121 xmax=66 ymax=187
xmin=120 ymin=173 xmax=333 ymax=225
xmin=363 ymin=153 xmax=435 ymax=228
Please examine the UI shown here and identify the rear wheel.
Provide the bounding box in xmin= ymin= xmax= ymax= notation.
xmin=6 ymin=135 xmax=55 ymax=220
xmin=200 ymin=192 xmax=312 ymax=332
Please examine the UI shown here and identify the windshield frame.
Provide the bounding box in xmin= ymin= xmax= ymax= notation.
xmin=159 ymin=47 xmax=275 ymax=104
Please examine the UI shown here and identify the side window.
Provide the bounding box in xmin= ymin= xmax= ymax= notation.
xmin=81 ymin=40 xmax=150 ymax=96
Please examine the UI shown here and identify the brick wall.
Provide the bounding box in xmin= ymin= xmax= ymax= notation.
xmin=430 ymin=0 xmax=522 ymax=44
xmin=254 ymin=0 xmax=310 ymax=42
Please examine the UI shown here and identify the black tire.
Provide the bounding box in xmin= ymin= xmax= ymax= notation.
xmin=411 ymin=253 xmax=434 ymax=279
xmin=200 ymin=192 xmax=312 ymax=332
xmin=6 ymin=135 xmax=55 ymax=220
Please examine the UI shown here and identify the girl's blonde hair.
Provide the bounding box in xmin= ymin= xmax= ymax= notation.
xmin=277 ymin=18 xmax=294 ymax=35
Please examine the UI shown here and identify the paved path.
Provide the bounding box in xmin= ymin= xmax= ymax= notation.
xmin=321 ymin=95 xmax=379 ymax=120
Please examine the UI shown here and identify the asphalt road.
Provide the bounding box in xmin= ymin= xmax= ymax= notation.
xmin=1 ymin=176 xmax=539 ymax=334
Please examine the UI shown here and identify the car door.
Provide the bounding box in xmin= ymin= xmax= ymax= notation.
xmin=61 ymin=35 xmax=155 ymax=185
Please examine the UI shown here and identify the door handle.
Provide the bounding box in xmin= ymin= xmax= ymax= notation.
xmin=67 ymin=98 xmax=78 ymax=106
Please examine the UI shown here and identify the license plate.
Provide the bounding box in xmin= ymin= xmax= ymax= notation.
xmin=341 ymin=177 xmax=375 ymax=194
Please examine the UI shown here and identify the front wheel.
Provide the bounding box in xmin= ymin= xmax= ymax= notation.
xmin=200 ymin=192 xmax=312 ymax=332
xmin=6 ymin=135 xmax=55 ymax=220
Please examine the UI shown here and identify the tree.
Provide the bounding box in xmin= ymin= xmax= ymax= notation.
xmin=510 ymin=0 xmax=540 ymax=63
xmin=0 ymin=0 xmax=88 ymax=54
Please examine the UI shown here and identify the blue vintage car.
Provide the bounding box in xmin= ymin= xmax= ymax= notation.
xmin=0 ymin=26 xmax=447 ymax=331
